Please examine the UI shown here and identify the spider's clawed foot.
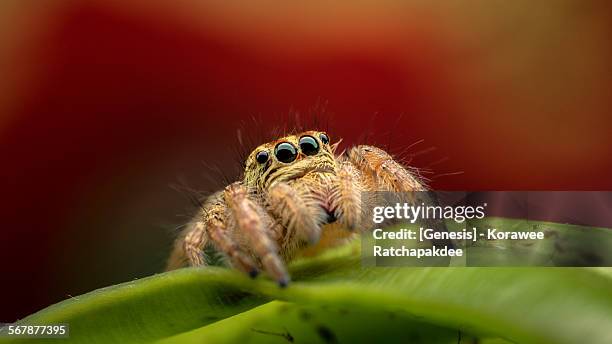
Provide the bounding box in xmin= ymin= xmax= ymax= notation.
xmin=239 ymin=259 xmax=290 ymax=288
xmin=225 ymin=183 xmax=291 ymax=288
xmin=262 ymin=256 xmax=290 ymax=288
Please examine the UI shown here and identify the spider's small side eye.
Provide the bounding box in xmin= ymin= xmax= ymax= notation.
xmin=255 ymin=151 xmax=269 ymax=164
xmin=319 ymin=133 xmax=329 ymax=144
xmin=299 ymin=135 xmax=319 ymax=156
xmin=275 ymin=142 xmax=298 ymax=163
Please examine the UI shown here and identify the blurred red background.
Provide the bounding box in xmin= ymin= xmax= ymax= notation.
xmin=1 ymin=1 xmax=611 ymax=321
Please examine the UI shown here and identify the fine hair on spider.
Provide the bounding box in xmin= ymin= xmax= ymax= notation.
xmin=167 ymin=117 xmax=438 ymax=287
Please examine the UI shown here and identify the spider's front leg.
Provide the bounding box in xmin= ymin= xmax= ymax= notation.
xmin=224 ymin=183 xmax=290 ymax=286
xmin=178 ymin=191 xmax=260 ymax=276
xmin=266 ymin=182 xmax=327 ymax=247
xmin=329 ymin=162 xmax=363 ymax=231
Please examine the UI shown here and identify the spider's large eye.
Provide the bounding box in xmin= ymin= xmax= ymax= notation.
xmin=299 ymin=135 xmax=319 ymax=156
xmin=319 ymin=133 xmax=329 ymax=144
xmin=274 ymin=142 xmax=297 ymax=163
xmin=255 ymin=151 xmax=269 ymax=164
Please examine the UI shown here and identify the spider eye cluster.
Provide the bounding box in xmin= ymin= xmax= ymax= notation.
xmin=254 ymin=133 xmax=331 ymax=165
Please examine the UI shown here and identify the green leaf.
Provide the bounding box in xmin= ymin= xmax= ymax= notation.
xmin=154 ymin=300 xmax=471 ymax=344
xmin=3 ymin=270 xmax=269 ymax=344
xmin=4 ymin=218 xmax=612 ymax=344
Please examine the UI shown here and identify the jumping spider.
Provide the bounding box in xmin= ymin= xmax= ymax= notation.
xmin=167 ymin=130 xmax=425 ymax=286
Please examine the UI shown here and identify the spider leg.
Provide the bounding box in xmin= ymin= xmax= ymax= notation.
xmin=344 ymin=145 xmax=453 ymax=252
xmin=266 ymin=182 xmax=327 ymax=246
xmin=328 ymin=145 xmax=424 ymax=231
xmin=184 ymin=220 xmax=207 ymax=266
xmin=166 ymin=219 xmax=205 ymax=270
xmin=345 ymin=145 xmax=425 ymax=192
xmin=329 ymin=162 xmax=363 ymax=230
xmin=225 ymin=182 xmax=290 ymax=287
xmin=167 ymin=191 xmax=259 ymax=276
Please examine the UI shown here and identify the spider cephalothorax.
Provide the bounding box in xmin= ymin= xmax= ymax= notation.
xmin=167 ymin=130 xmax=425 ymax=286
xmin=243 ymin=131 xmax=337 ymax=192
